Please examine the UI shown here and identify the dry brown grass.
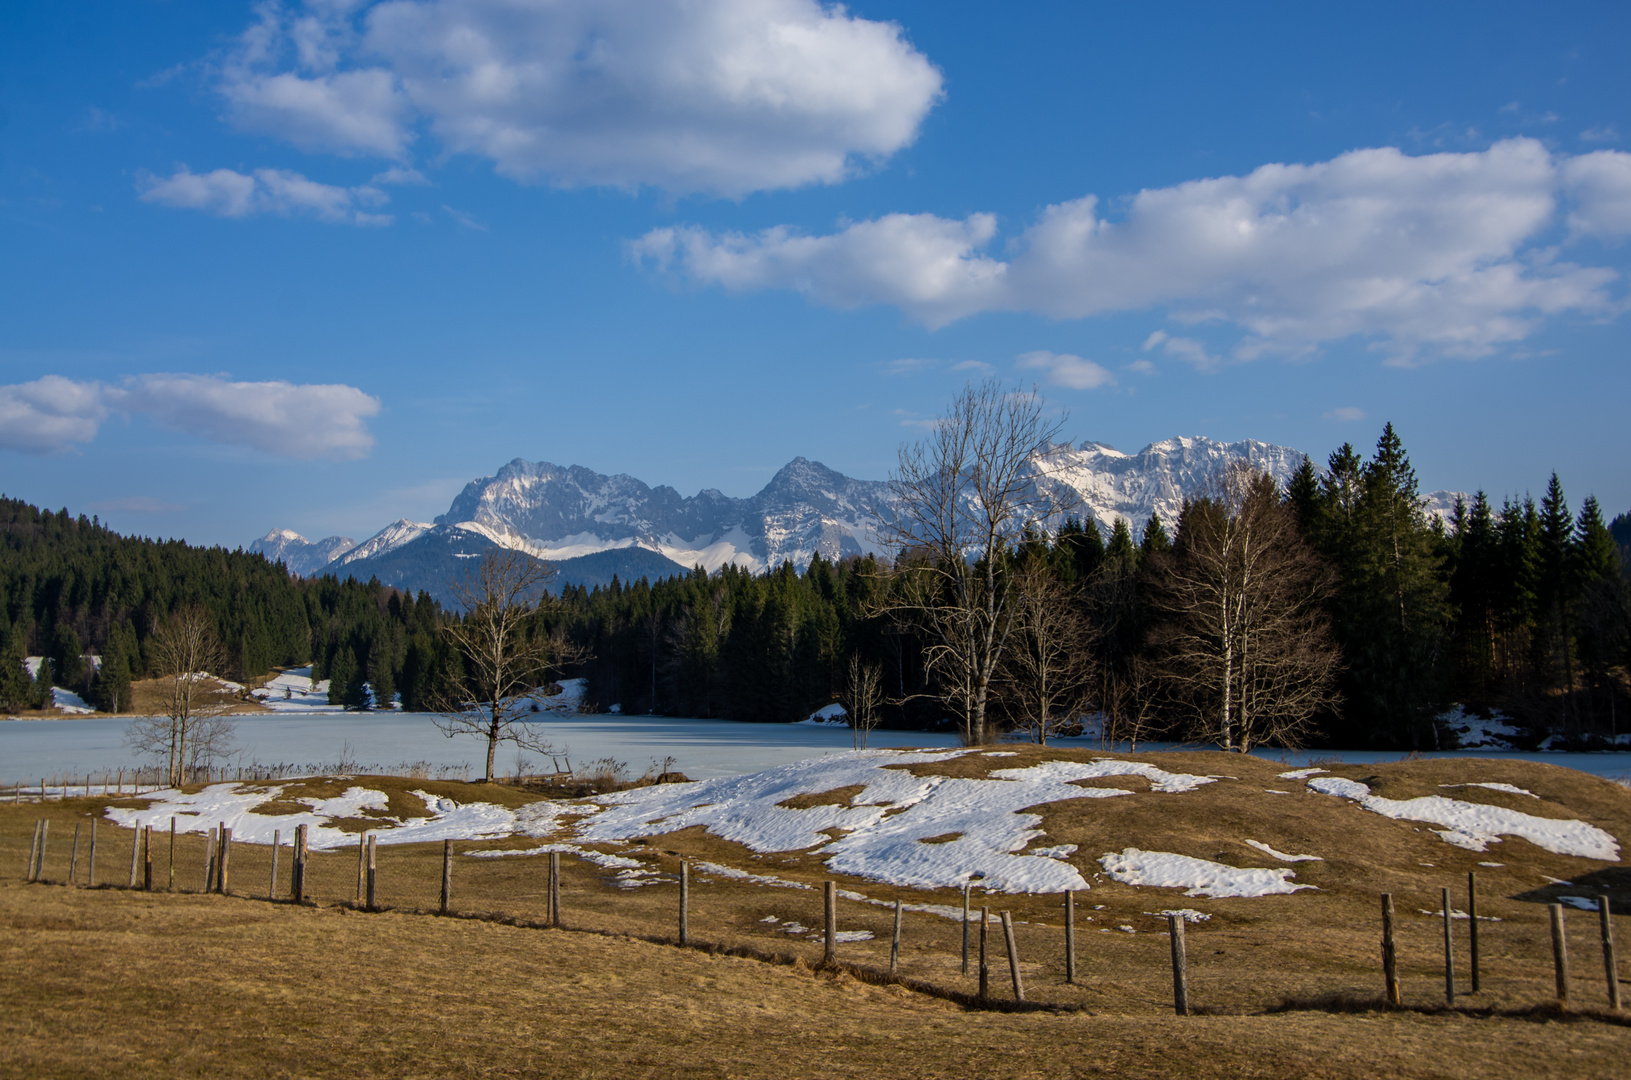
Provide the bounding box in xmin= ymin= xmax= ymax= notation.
xmin=3 ymin=749 xmax=1630 ymax=1077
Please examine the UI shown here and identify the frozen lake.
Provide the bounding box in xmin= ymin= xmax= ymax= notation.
xmin=3 ymin=710 xmax=1629 ymax=785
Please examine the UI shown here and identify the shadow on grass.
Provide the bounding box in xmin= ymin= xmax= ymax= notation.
xmin=1268 ymin=990 xmax=1630 ymax=1026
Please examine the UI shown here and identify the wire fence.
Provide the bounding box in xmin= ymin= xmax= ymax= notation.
xmin=6 ymin=803 xmax=1625 ymax=1019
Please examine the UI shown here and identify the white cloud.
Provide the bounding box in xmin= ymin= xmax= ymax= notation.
xmin=442 ymin=205 xmax=487 ymax=231
xmin=138 ymin=166 xmax=393 ymax=225
xmin=1323 ymin=406 xmax=1367 ymax=422
xmin=1561 ymin=151 xmax=1631 ymax=239
xmin=218 ymin=0 xmax=943 ymax=197
xmin=0 ymin=375 xmax=381 ymax=460
xmin=1016 ymin=350 xmax=1115 ymax=390
xmin=0 ymin=376 xmax=111 ymax=454
xmin=640 ymin=138 xmax=1629 ymax=361
xmin=371 ymin=166 xmax=430 ymax=186
xmin=1580 ymin=125 xmax=1620 ymax=144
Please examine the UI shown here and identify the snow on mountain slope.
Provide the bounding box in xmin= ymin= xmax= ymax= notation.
xmin=249 ymin=529 xmax=356 ymax=576
xmin=333 ymin=519 xmax=436 ymax=566
xmin=254 ymin=435 xmax=1464 ymax=580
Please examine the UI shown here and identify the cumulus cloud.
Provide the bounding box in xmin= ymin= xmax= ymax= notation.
xmin=0 ymin=376 xmax=112 ymax=454
xmin=1561 ymin=151 xmax=1631 ymax=239
xmin=218 ymin=0 xmax=943 ymax=197
xmin=0 ymin=375 xmax=381 ymax=460
xmin=138 ymin=166 xmax=393 ymax=225
xmin=638 ymin=138 xmax=1630 ymax=361
xmin=1141 ymin=330 xmax=1220 ymax=370
xmin=1016 ymin=350 xmax=1115 ymax=390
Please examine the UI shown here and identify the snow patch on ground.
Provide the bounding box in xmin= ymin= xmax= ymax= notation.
xmin=798 ymin=703 xmax=848 ymax=726
xmin=1306 ymin=777 xmax=1619 ymax=860
xmin=1442 ymin=782 xmax=1538 ymax=798
xmin=252 ymin=667 xmax=342 ymax=714
xmin=1558 ymin=896 xmax=1605 ymax=911
xmin=1147 ymin=909 xmax=1212 ymax=923
xmin=1441 ymin=706 xmax=1522 ymax=749
xmin=1243 ymin=839 xmax=1323 ymax=863
xmin=1278 ymin=768 xmax=1326 ymax=779
xmin=104 ymin=784 xmax=518 ymax=849
xmin=1098 ymin=848 xmax=1315 ymax=898
xmin=50 ymin=687 xmax=94 ymax=714
xmin=990 ymin=758 xmax=1217 ymax=794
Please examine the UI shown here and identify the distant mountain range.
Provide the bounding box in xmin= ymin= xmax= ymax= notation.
xmin=251 ymin=436 xmax=1462 ymax=603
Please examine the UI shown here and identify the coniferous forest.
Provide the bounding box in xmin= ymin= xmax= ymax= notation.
xmin=3 ymin=423 xmax=1629 ymax=750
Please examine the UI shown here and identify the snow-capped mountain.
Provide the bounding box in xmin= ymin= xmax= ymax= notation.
xmin=249 ymin=529 xmax=356 ymax=577
xmin=253 ymin=435 xmax=1463 ymax=587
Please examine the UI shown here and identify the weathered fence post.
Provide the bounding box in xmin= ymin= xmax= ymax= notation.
xmin=1168 ymin=913 xmax=1189 ymax=1016
xmin=219 ymin=827 xmax=233 ymax=895
xmin=961 ymin=884 xmax=971 ymax=975
xmin=292 ymin=824 xmax=307 ymax=903
xmin=168 ymin=818 xmax=176 ymax=891
xmin=87 ymin=819 xmax=97 ymax=887
xmin=678 ymin=860 xmax=689 ymax=945
xmin=127 ymin=821 xmax=141 ymax=888
xmin=1467 ymin=871 xmax=1480 ymax=993
xmin=978 ymin=907 xmax=990 ymax=1001
xmin=441 ymin=840 xmax=453 ymax=915
xmin=27 ymin=820 xmax=41 ymax=882
xmin=356 ymin=832 xmax=367 ymax=905
xmin=890 ymin=900 xmax=902 ymax=977
xmin=1065 ymin=889 xmax=1077 ymax=985
xmin=824 ymin=881 xmax=837 ymax=964
xmin=69 ymin=823 xmax=81 ymax=885
xmin=205 ymin=827 xmax=217 ymax=892
xmin=1002 ymin=910 xmax=1024 ymax=1002
xmin=143 ymin=825 xmax=153 ymax=891
xmin=366 ymin=834 xmax=377 ymax=911
xmin=1442 ymin=887 xmax=1456 ymax=1004
xmin=269 ymin=829 xmax=281 ymax=900
xmin=1601 ymin=896 xmax=1621 ymax=1011
xmin=1381 ymin=893 xmax=1401 ymax=1005
xmin=1550 ymin=903 xmax=1570 ymax=1005
xmin=549 ymin=851 xmax=561 ymax=927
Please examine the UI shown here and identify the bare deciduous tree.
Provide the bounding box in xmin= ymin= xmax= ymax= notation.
xmin=874 ymin=380 xmax=1070 ymax=745
xmin=1147 ymin=464 xmax=1340 ymax=752
xmin=434 ymin=548 xmax=590 ymax=782
xmin=1000 ymin=551 xmax=1091 ymax=745
xmin=125 ymin=605 xmax=235 ymax=786
xmin=837 ymin=654 xmax=884 ymax=749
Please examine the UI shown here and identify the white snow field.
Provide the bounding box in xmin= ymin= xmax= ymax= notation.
xmin=1305 ymin=776 xmax=1619 ymax=859
xmin=1098 ymin=849 xmax=1316 ymax=898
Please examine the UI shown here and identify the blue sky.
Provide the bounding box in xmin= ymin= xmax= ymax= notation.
xmin=3 ymin=0 xmax=1629 ymax=548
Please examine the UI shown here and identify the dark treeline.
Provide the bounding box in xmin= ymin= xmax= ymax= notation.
xmin=559 ymin=424 xmax=1631 ymax=750
xmin=0 ymin=498 xmax=449 ymax=714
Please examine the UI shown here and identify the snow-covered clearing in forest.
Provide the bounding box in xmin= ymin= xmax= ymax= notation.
xmin=1305 ymin=776 xmax=1618 ymax=859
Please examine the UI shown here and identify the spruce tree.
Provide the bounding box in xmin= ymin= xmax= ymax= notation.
xmin=1285 ymin=455 xmax=1321 ymax=533
xmin=1140 ymin=512 xmax=1171 ymax=556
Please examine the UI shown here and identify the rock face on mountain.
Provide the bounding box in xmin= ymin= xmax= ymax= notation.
xmin=259 ymin=435 xmax=1468 ymax=590
xmin=248 ymin=529 xmax=355 ymax=577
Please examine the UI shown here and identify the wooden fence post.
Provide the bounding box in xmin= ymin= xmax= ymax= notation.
xmin=143 ymin=826 xmax=153 ymax=891
xmin=890 ymin=900 xmax=902 ymax=977
xmin=219 ymin=827 xmax=233 ymax=896
xmin=824 ymin=881 xmax=837 ymax=964
xmin=977 ymin=907 xmax=990 ymax=1000
xmin=1550 ymin=903 xmax=1570 ymax=1005
xmin=356 ymin=832 xmax=367 ymax=905
xmin=292 ymin=824 xmax=307 ymax=904
xmin=1002 ymin=910 xmax=1024 ymax=1002
xmin=127 ymin=821 xmax=140 ymax=888
xmin=87 ymin=819 xmax=97 ymax=887
xmin=1442 ymin=887 xmax=1455 ymax=1004
xmin=1468 ymin=871 xmax=1480 ymax=993
xmin=1601 ymin=896 xmax=1621 ymax=1011
xmin=269 ymin=830 xmax=281 ymax=900
xmin=366 ymin=834 xmax=377 ymax=911
xmin=1382 ymin=893 xmax=1401 ymax=1005
xmin=961 ymin=884 xmax=970 ymax=975
xmin=441 ymin=840 xmax=453 ymax=915
xmin=678 ymin=860 xmax=689 ymax=945
xmin=549 ymin=851 xmax=560 ymax=928
xmin=69 ymin=823 xmax=81 ymax=885
xmin=205 ymin=828 xmax=217 ymax=892
xmin=1168 ymin=913 xmax=1189 ymax=1016
xmin=27 ymin=820 xmax=41 ymax=882
xmin=1065 ymin=890 xmax=1076 ymax=985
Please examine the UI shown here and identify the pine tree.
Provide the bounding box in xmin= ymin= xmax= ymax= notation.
xmin=1140 ymin=512 xmax=1171 ymax=556
xmin=1535 ymin=474 xmax=1578 ymax=729
xmin=1284 ymin=455 xmax=1321 ymax=533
